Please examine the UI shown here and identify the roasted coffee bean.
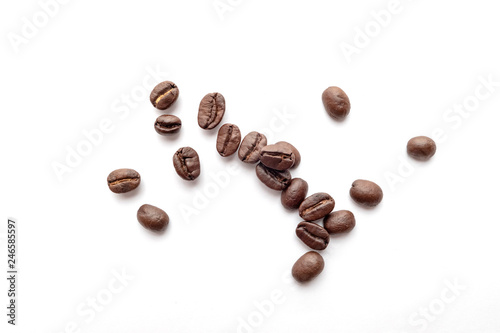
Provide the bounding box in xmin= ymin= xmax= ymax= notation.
xmin=292 ymin=251 xmax=325 ymax=283
xmin=322 ymin=86 xmax=351 ymax=120
xmin=173 ymin=147 xmax=201 ymax=181
xmin=216 ymin=123 xmax=241 ymax=157
xmin=255 ymin=163 xmax=291 ymax=191
xmin=296 ymin=222 xmax=330 ymax=250
xmin=150 ymin=81 xmax=179 ymax=110
xmin=238 ymin=132 xmax=267 ymax=164
xmin=259 ymin=144 xmax=294 ymax=171
xmin=407 ymin=136 xmax=437 ymax=161
xmin=281 ymin=178 xmax=308 ymax=209
xmin=154 ymin=115 xmax=181 ymax=135
xmin=299 ymin=193 xmax=335 ymax=221
xmin=350 ymin=179 xmax=383 ymax=207
xmin=198 ymin=93 xmax=225 ymax=129
xmin=107 ymin=168 xmax=141 ymax=193
xmin=137 ymin=204 xmax=169 ymax=232
xmin=276 ymin=141 xmax=301 ymax=168
xmin=323 ymin=210 xmax=356 ymax=234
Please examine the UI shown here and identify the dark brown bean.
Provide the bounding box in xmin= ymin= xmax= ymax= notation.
xmin=107 ymin=169 xmax=141 ymax=194
xmin=137 ymin=204 xmax=169 ymax=232
xmin=350 ymin=179 xmax=383 ymax=207
xmin=292 ymin=251 xmax=325 ymax=283
xmin=299 ymin=193 xmax=335 ymax=221
xmin=255 ymin=163 xmax=291 ymax=191
xmin=198 ymin=93 xmax=225 ymax=130
xmin=150 ymin=81 xmax=179 ymax=110
xmin=276 ymin=141 xmax=301 ymax=168
xmin=322 ymin=86 xmax=350 ymax=120
xmin=154 ymin=115 xmax=181 ymax=135
xmin=407 ymin=136 xmax=437 ymax=161
xmin=323 ymin=210 xmax=356 ymax=234
xmin=216 ymin=123 xmax=241 ymax=157
xmin=238 ymin=132 xmax=267 ymax=164
xmin=173 ymin=147 xmax=201 ymax=181
xmin=281 ymin=178 xmax=308 ymax=209
xmin=259 ymin=144 xmax=294 ymax=171
xmin=296 ymin=222 xmax=330 ymax=250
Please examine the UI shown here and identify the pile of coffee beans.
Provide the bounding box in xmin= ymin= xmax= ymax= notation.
xmin=107 ymin=81 xmax=437 ymax=284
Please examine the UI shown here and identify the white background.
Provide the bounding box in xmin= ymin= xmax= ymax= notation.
xmin=1 ymin=0 xmax=500 ymax=332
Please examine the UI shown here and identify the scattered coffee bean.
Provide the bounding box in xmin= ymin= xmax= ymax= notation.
xmin=276 ymin=141 xmax=301 ymax=168
xmin=238 ymin=131 xmax=267 ymax=164
xmin=299 ymin=193 xmax=335 ymax=221
xmin=407 ymin=136 xmax=437 ymax=161
xmin=216 ymin=123 xmax=241 ymax=157
xmin=296 ymin=222 xmax=330 ymax=250
xmin=281 ymin=178 xmax=308 ymax=209
xmin=137 ymin=204 xmax=169 ymax=232
xmin=150 ymin=81 xmax=179 ymax=110
xmin=198 ymin=92 xmax=225 ymax=129
xmin=292 ymin=251 xmax=325 ymax=283
xmin=255 ymin=163 xmax=291 ymax=191
xmin=323 ymin=210 xmax=355 ymax=234
xmin=350 ymin=179 xmax=383 ymax=207
xmin=173 ymin=147 xmax=201 ymax=181
xmin=260 ymin=144 xmax=294 ymax=171
xmin=120 ymin=77 xmax=389 ymax=285
xmin=107 ymin=168 xmax=141 ymax=194
xmin=322 ymin=86 xmax=351 ymax=120
xmin=154 ymin=115 xmax=181 ymax=135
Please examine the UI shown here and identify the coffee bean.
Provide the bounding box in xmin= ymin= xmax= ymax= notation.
xmin=322 ymin=86 xmax=350 ymax=120
xmin=350 ymin=179 xmax=383 ymax=207
xmin=150 ymin=81 xmax=179 ymax=110
xmin=107 ymin=168 xmax=141 ymax=194
xmin=407 ymin=136 xmax=437 ymax=161
xmin=255 ymin=163 xmax=291 ymax=191
xmin=296 ymin=222 xmax=330 ymax=250
xmin=276 ymin=141 xmax=301 ymax=168
xmin=299 ymin=193 xmax=335 ymax=221
xmin=154 ymin=115 xmax=181 ymax=135
xmin=238 ymin=131 xmax=267 ymax=164
xmin=137 ymin=204 xmax=169 ymax=232
xmin=173 ymin=147 xmax=201 ymax=181
xmin=198 ymin=93 xmax=225 ymax=130
xmin=216 ymin=123 xmax=241 ymax=157
xmin=292 ymin=251 xmax=325 ymax=283
xmin=323 ymin=210 xmax=355 ymax=234
xmin=281 ymin=178 xmax=308 ymax=209
xmin=260 ymin=144 xmax=294 ymax=171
